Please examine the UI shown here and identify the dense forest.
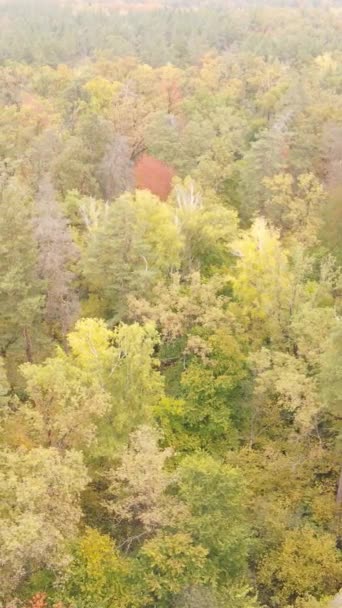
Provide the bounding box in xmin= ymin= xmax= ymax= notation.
xmin=0 ymin=0 xmax=342 ymax=606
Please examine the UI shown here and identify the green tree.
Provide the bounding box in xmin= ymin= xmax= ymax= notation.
xmin=136 ymin=533 xmax=209 ymax=608
xmin=320 ymin=326 xmax=342 ymax=506
xmin=82 ymin=190 xmax=183 ymax=320
xmin=263 ymin=172 xmax=326 ymax=247
xmin=67 ymin=319 xmax=164 ymax=447
xmin=17 ymin=350 xmax=110 ymax=451
xmin=61 ymin=528 xmax=131 ymax=608
xmin=177 ymin=454 xmax=250 ymax=583
xmin=172 ymin=178 xmax=238 ymax=275
xmin=0 ymin=176 xmax=44 ymax=365
xmin=161 ymin=329 xmax=247 ymax=454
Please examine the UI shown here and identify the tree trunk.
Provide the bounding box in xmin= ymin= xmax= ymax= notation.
xmin=23 ymin=327 xmax=33 ymax=363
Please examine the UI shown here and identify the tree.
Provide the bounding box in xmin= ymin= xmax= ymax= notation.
xmin=136 ymin=533 xmax=209 ymax=608
xmin=320 ymin=326 xmax=342 ymax=506
xmin=0 ymin=358 xmax=10 ymax=410
xmin=17 ymin=350 xmax=110 ymax=451
xmin=97 ymin=135 xmax=133 ymax=201
xmin=258 ymin=527 xmax=342 ymax=606
xmin=34 ymin=175 xmax=79 ymax=338
xmin=83 ymin=77 xmax=121 ymax=116
xmin=65 ymin=319 xmax=164 ymax=446
xmin=321 ymin=328 xmax=342 ymax=419
xmin=229 ymin=218 xmax=295 ymax=346
xmin=239 ymin=117 xmax=291 ymax=221
xmin=172 ymin=178 xmax=238 ymax=275
xmin=106 ymin=426 xmax=177 ymax=544
xmin=60 ymin=528 xmax=131 ymax=608
xmin=0 ymin=447 xmax=88 ymax=601
xmin=53 ymin=136 xmax=99 ymax=197
xmin=177 ymin=454 xmax=250 ymax=583
xmin=263 ymin=172 xmax=326 ymax=247
xmin=0 ymin=176 xmax=44 ymax=365
xmin=82 ymin=190 xmax=183 ymax=320
xmin=127 ymin=271 xmax=231 ymax=345
xmin=163 ymin=329 xmax=247 ymax=454
xmin=249 ymin=348 xmax=320 ymax=439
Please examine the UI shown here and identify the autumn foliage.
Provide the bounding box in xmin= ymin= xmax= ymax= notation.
xmin=23 ymin=595 xmax=64 ymax=608
xmin=134 ymin=154 xmax=175 ymax=201
xmin=0 ymin=2 xmax=342 ymax=608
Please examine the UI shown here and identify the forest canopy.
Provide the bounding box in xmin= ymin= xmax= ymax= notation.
xmin=0 ymin=0 xmax=341 ymax=607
